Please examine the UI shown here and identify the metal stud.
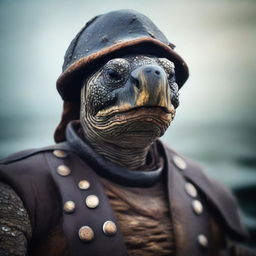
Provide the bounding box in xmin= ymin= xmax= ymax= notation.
xmin=53 ymin=150 xmax=68 ymax=158
xmin=173 ymin=155 xmax=187 ymax=170
xmin=85 ymin=195 xmax=99 ymax=209
xmin=197 ymin=234 xmax=208 ymax=247
xmin=192 ymin=200 xmax=203 ymax=215
xmin=1 ymin=226 xmax=11 ymax=232
xmin=185 ymin=182 xmax=198 ymax=198
xmin=57 ymin=165 xmax=71 ymax=176
xmin=102 ymin=221 xmax=117 ymax=236
xmin=63 ymin=201 xmax=76 ymax=213
xmin=78 ymin=226 xmax=94 ymax=242
xmin=78 ymin=180 xmax=90 ymax=190
xmin=11 ymin=232 xmax=16 ymax=237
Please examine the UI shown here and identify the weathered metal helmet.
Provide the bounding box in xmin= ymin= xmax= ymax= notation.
xmin=54 ymin=9 xmax=189 ymax=142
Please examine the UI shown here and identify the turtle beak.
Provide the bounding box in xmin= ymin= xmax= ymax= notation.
xmin=130 ymin=65 xmax=172 ymax=112
xmin=96 ymin=64 xmax=174 ymax=118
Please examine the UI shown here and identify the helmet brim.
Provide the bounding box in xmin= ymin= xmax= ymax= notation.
xmin=57 ymin=37 xmax=189 ymax=101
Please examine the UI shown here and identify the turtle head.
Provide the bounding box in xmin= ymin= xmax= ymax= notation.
xmin=54 ymin=10 xmax=189 ymax=147
xmin=80 ymin=54 xmax=179 ymax=149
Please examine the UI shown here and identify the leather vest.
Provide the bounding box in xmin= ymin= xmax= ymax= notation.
xmin=0 ymin=124 xmax=248 ymax=256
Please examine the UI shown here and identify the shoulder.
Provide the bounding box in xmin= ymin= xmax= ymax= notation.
xmin=162 ymin=142 xmax=249 ymax=241
xmin=0 ymin=142 xmax=74 ymax=240
xmin=0 ymin=142 xmax=72 ymax=165
xmin=0 ymin=141 xmax=74 ymax=201
xmin=0 ymin=142 xmax=73 ymax=192
xmin=0 ymin=142 xmax=76 ymax=184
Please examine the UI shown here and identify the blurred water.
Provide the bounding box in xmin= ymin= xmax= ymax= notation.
xmin=0 ymin=0 xmax=256 ymax=244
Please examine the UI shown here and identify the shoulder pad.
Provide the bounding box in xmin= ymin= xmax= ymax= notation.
xmin=0 ymin=142 xmax=72 ymax=165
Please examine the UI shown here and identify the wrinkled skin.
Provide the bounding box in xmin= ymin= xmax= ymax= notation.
xmin=80 ymin=55 xmax=179 ymax=169
xmin=0 ymin=182 xmax=31 ymax=256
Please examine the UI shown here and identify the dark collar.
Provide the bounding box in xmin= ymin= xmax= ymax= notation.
xmin=65 ymin=121 xmax=165 ymax=187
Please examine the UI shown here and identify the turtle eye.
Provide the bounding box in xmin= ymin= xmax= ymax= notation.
xmin=103 ymin=58 xmax=130 ymax=85
xmin=158 ymin=58 xmax=175 ymax=79
xmin=107 ymin=69 xmax=121 ymax=80
xmin=168 ymin=71 xmax=175 ymax=79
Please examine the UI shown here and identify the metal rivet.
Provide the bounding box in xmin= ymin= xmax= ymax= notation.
xmin=1 ymin=226 xmax=11 ymax=232
xmin=197 ymin=234 xmax=208 ymax=247
xmin=57 ymin=165 xmax=71 ymax=176
xmin=185 ymin=182 xmax=198 ymax=198
xmin=102 ymin=221 xmax=117 ymax=236
xmin=85 ymin=195 xmax=99 ymax=209
xmin=53 ymin=150 xmax=67 ymax=158
xmin=173 ymin=155 xmax=187 ymax=170
xmin=63 ymin=201 xmax=76 ymax=213
xmin=192 ymin=200 xmax=203 ymax=215
xmin=78 ymin=180 xmax=90 ymax=190
xmin=78 ymin=226 xmax=94 ymax=242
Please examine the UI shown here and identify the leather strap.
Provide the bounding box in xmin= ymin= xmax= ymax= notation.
xmin=45 ymin=150 xmax=127 ymax=256
xmin=164 ymin=146 xmax=212 ymax=256
xmin=181 ymin=158 xmax=248 ymax=240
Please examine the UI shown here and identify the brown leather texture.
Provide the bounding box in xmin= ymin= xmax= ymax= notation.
xmin=46 ymin=151 xmax=127 ymax=256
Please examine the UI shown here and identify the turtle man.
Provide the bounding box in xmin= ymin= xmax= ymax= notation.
xmin=0 ymin=9 xmax=255 ymax=256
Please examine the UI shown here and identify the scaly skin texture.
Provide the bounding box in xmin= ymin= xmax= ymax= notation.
xmin=80 ymin=55 xmax=179 ymax=169
xmin=0 ymin=182 xmax=31 ymax=256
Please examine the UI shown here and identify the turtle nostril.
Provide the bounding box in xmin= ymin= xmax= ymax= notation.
xmin=145 ymin=68 xmax=161 ymax=76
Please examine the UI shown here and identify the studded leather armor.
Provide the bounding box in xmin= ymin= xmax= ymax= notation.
xmin=0 ymin=121 xmax=253 ymax=256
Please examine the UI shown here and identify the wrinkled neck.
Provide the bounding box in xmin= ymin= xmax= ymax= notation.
xmin=89 ymin=141 xmax=150 ymax=170
xmin=83 ymin=132 xmax=152 ymax=170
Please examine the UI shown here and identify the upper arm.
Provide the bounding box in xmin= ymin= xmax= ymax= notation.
xmin=0 ymin=182 xmax=32 ymax=256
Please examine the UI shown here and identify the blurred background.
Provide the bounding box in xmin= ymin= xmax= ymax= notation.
xmin=0 ymin=0 xmax=255 ymax=246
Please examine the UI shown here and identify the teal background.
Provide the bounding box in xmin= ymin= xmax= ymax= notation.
xmin=0 ymin=0 xmax=256 ymax=246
